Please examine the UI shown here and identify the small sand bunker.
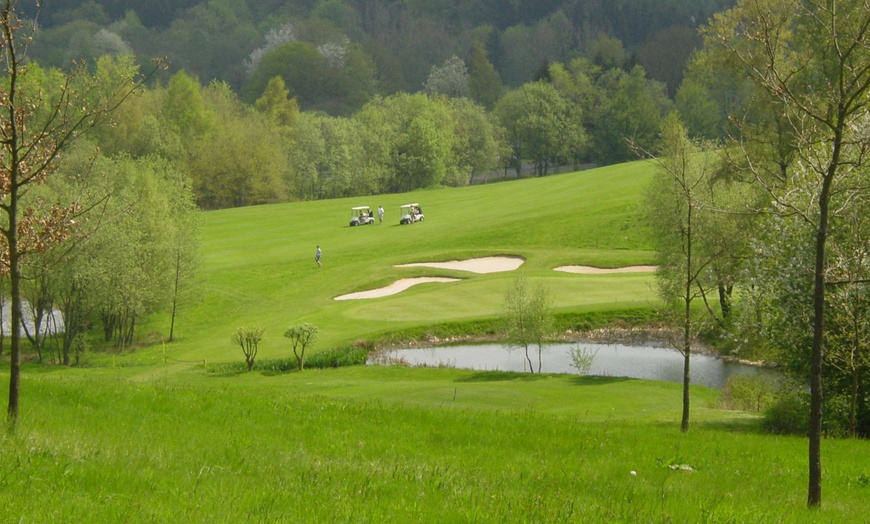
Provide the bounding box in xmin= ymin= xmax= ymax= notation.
xmin=554 ymin=265 xmax=657 ymax=274
xmin=334 ymin=277 xmax=460 ymax=300
xmin=395 ymin=256 xmax=524 ymax=274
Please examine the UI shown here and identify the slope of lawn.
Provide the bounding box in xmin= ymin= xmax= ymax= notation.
xmin=133 ymin=161 xmax=659 ymax=369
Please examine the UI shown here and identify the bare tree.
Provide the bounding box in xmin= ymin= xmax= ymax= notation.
xmin=1 ymin=0 xmax=161 ymax=431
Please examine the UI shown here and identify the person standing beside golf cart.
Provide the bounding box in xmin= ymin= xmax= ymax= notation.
xmin=378 ymin=205 xmax=384 ymax=224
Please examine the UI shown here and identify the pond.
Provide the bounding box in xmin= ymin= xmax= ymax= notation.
xmin=374 ymin=342 xmax=773 ymax=389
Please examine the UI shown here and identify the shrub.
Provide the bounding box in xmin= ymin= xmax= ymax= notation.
xmin=719 ymin=375 xmax=776 ymax=412
xmin=568 ymin=344 xmax=597 ymax=375
xmin=304 ymin=346 xmax=367 ymax=369
xmin=207 ymin=346 xmax=367 ymax=375
xmin=763 ymin=383 xmax=809 ymax=435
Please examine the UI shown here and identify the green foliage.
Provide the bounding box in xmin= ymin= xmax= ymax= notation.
xmin=568 ymin=344 xmax=597 ymax=374
xmin=303 ymin=345 xmax=367 ymax=369
xmin=232 ymin=326 xmax=264 ymax=371
xmin=244 ymin=40 xmax=375 ymax=116
xmin=163 ymin=70 xmax=215 ymax=140
xmin=494 ymin=81 xmax=587 ymax=175
xmin=501 ymin=273 xmax=554 ymax=373
xmin=254 ymin=76 xmax=300 ymax=129
xmin=467 ymin=42 xmax=502 ymax=109
xmin=284 ymin=323 xmax=319 ymax=371
xmin=763 ymin=384 xmax=809 ymax=436
xmin=353 ymin=92 xmax=463 ymax=192
xmin=589 ymin=66 xmax=672 ymax=164
xmin=190 ymin=81 xmax=289 ymax=208
xmin=208 ymin=346 xmax=365 ymax=374
xmin=719 ymin=375 xmax=776 ymax=412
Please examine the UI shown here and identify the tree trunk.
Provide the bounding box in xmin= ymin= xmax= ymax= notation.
xmin=807 ymin=169 xmax=835 ymax=508
xmin=681 ymin=198 xmax=693 ymax=433
xmin=6 ymin=196 xmax=20 ymax=431
xmin=169 ymin=251 xmax=181 ymax=342
xmin=718 ymin=283 xmax=732 ymax=319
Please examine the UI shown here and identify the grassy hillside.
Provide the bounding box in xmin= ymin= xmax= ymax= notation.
xmin=135 ymin=161 xmax=659 ymax=368
xmin=3 ymin=161 xmax=869 ymax=522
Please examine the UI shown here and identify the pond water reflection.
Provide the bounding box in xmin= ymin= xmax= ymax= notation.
xmin=375 ymin=343 xmax=772 ymax=389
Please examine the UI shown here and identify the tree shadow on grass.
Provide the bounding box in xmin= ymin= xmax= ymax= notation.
xmin=567 ymin=375 xmax=633 ymax=387
xmin=454 ymin=371 xmax=559 ymax=383
xmin=647 ymin=416 xmax=768 ymax=435
xmin=691 ymin=417 xmax=769 ymax=435
xmin=455 ymin=371 xmax=631 ymax=385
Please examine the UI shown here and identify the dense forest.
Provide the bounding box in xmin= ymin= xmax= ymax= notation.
xmin=24 ymin=0 xmax=733 ymax=103
xmin=6 ymin=0 xmax=742 ymax=214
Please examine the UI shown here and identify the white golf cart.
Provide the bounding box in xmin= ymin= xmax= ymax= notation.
xmin=399 ymin=203 xmax=424 ymax=225
xmin=349 ymin=206 xmax=375 ymax=226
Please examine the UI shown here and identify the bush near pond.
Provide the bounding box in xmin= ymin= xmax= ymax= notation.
xmin=209 ymin=346 xmax=367 ymax=375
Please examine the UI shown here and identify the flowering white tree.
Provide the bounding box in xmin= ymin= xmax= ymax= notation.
xmin=423 ymin=55 xmax=470 ymax=99
xmin=244 ymin=23 xmax=296 ymax=76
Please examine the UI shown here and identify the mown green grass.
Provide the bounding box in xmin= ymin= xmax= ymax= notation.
xmin=5 ymin=162 xmax=869 ymax=522
xmin=2 ymin=367 xmax=868 ymax=522
xmin=124 ymin=162 xmax=657 ymax=369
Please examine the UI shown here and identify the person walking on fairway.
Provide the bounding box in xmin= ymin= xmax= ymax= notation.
xmin=315 ymin=245 xmax=322 ymax=267
xmin=377 ymin=205 xmax=384 ymax=224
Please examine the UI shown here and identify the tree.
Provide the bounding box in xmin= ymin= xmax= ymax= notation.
xmin=494 ymin=81 xmax=587 ymax=176
xmin=825 ymin=209 xmax=870 ymax=436
xmin=233 ymin=326 xmax=264 ymax=372
xmin=423 ymin=55 xmax=470 ymax=98
xmin=501 ymin=273 xmax=553 ymax=373
xmin=254 ymin=76 xmax=300 ymax=129
xmin=354 ymin=93 xmax=457 ymax=193
xmin=244 ymin=39 xmax=375 ymax=116
xmin=467 ymin=41 xmax=502 ymax=109
xmin=189 ymin=81 xmax=288 ymax=208
xmin=644 ymin=114 xmax=724 ymax=432
xmin=96 ymin=156 xmax=182 ymax=349
xmin=163 ymin=163 xmax=200 ymax=343
xmin=590 ymin=65 xmax=672 ymax=165
xmin=1 ymin=0 xmax=157 ymax=431
xmin=444 ymin=97 xmax=508 ymax=186
xmin=284 ymin=323 xmax=318 ymax=371
xmin=586 ymin=33 xmax=629 ymax=70
xmin=704 ymin=0 xmax=870 ymax=506
xmin=162 ymin=70 xmax=215 ymax=143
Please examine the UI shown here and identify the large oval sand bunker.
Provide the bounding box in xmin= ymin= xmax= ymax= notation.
xmin=395 ymin=256 xmax=524 ymax=274
xmin=554 ymin=265 xmax=657 ymax=274
xmin=334 ymin=277 xmax=461 ymax=300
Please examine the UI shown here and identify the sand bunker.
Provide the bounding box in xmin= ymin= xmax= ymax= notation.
xmin=334 ymin=277 xmax=460 ymax=300
xmin=395 ymin=256 xmax=524 ymax=274
xmin=554 ymin=265 xmax=657 ymax=274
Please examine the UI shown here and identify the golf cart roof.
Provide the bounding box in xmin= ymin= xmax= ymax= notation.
xmin=400 ymin=203 xmax=419 ymax=208
xmin=351 ymin=205 xmax=371 ymax=210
